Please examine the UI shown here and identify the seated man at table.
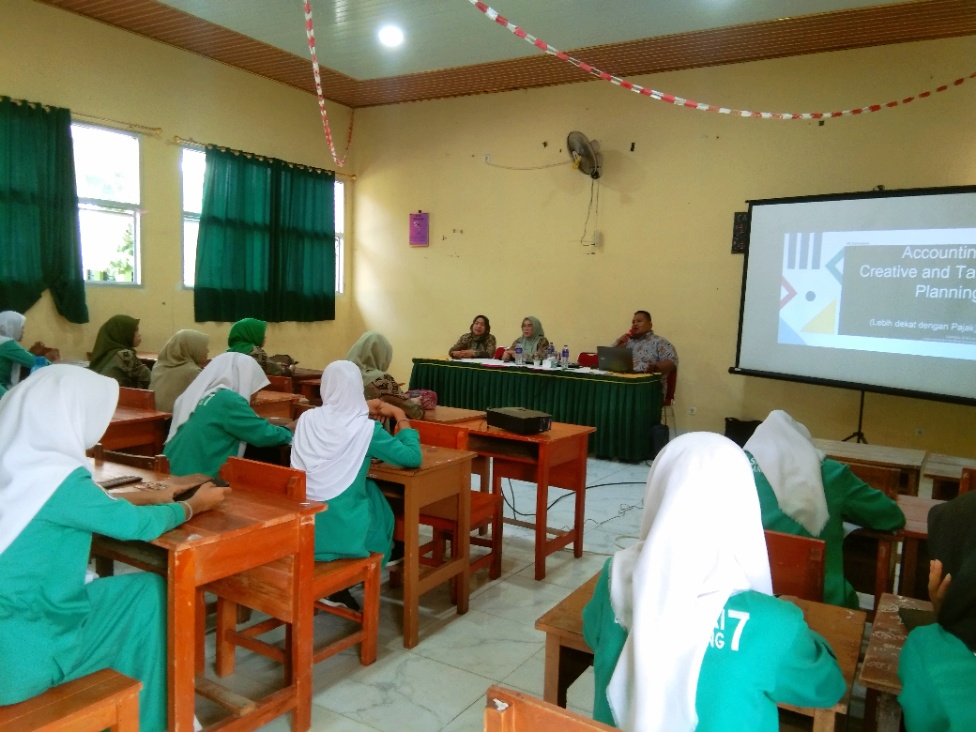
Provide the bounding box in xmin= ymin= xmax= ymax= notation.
xmin=745 ymin=410 xmax=905 ymax=609
xmin=898 ymin=492 xmax=976 ymax=732
xmin=612 ymin=310 xmax=678 ymax=376
xmin=583 ymin=433 xmax=844 ymax=731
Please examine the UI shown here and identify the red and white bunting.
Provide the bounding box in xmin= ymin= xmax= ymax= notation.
xmin=304 ymin=0 xmax=354 ymax=166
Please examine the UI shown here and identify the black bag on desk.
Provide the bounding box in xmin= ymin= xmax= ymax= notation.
xmin=724 ymin=417 xmax=762 ymax=447
xmin=650 ymin=423 xmax=670 ymax=459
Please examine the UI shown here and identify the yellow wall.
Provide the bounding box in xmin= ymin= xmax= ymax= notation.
xmin=3 ymin=0 xmax=975 ymax=455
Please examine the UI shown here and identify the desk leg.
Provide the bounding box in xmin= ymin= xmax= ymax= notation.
xmin=543 ymin=636 xmax=592 ymax=708
xmin=571 ymin=439 xmax=587 ymax=559
xmin=290 ymin=514 xmax=316 ymax=731
xmin=900 ymin=538 xmax=919 ymax=597
xmin=455 ymin=463 xmax=471 ymax=616
xmin=402 ymin=483 xmax=421 ymax=649
xmin=534 ymin=451 xmax=552 ymax=581
xmin=811 ymin=708 xmax=836 ymax=732
xmin=168 ymin=549 xmax=196 ymax=731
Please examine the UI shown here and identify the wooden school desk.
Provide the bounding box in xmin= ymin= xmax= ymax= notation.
xmin=858 ymin=593 xmax=933 ymax=732
xmin=922 ymin=452 xmax=976 ymax=500
xmin=91 ymin=461 xmax=323 ymax=732
xmin=812 ymin=439 xmax=926 ymax=496
xmin=896 ymin=495 xmax=944 ymax=599
xmin=251 ymin=390 xmax=301 ymax=419
xmin=369 ymin=445 xmax=475 ymax=648
xmin=536 ymin=574 xmax=867 ymax=732
xmin=100 ymin=405 xmax=171 ymax=454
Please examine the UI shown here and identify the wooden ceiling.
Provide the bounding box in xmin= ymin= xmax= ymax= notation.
xmin=36 ymin=0 xmax=976 ymax=108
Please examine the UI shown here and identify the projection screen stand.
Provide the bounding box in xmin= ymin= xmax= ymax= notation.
xmin=842 ymin=390 xmax=869 ymax=444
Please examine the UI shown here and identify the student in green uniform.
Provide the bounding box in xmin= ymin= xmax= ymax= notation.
xmin=898 ymin=492 xmax=976 ymax=731
xmin=291 ymin=360 xmax=421 ymax=608
xmin=226 ymin=317 xmax=288 ymax=376
xmin=164 ymin=352 xmax=293 ymax=477
xmin=345 ymin=331 xmax=425 ymax=419
xmin=582 ymin=433 xmax=844 ymax=731
xmin=0 ymin=365 xmax=228 ymax=732
xmin=0 ymin=310 xmax=44 ymax=398
xmin=88 ymin=314 xmax=151 ymax=388
xmin=149 ymin=328 xmax=210 ymax=412
xmin=744 ymin=410 xmax=905 ymax=608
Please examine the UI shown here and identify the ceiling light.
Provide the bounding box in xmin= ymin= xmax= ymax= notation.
xmin=378 ymin=25 xmax=404 ymax=48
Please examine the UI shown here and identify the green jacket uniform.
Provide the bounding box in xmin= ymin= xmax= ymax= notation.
xmin=583 ymin=559 xmax=845 ymax=730
xmin=312 ymin=422 xmax=421 ymax=563
xmin=0 ymin=467 xmax=185 ymax=732
xmin=749 ymin=455 xmax=905 ymax=608
xmin=0 ymin=339 xmax=37 ymax=396
xmin=899 ymin=623 xmax=976 ymax=732
xmin=164 ymin=388 xmax=292 ymax=477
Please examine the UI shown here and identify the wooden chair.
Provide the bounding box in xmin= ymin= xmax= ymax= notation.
xmin=88 ymin=443 xmax=170 ymax=473
xmin=484 ymin=686 xmax=615 ymax=732
xmin=960 ymin=467 xmax=974 ymax=495
xmin=406 ymin=421 xmax=503 ymax=584
xmin=264 ymin=374 xmax=293 ymax=393
xmin=209 ymin=458 xmax=381 ymax=678
xmin=764 ymin=530 xmax=826 ymax=601
xmin=117 ymin=386 xmax=156 ymax=410
xmin=661 ymin=369 xmax=677 ymax=436
xmin=0 ymin=669 xmax=141 ymax=731
xmin=841 ymin=461 xmax=902 ymax=617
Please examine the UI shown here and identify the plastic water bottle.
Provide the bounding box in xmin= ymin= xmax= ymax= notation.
xmin=514 ymin=345 xmax=524 ymax=366
xmin=561 ymin=344 xmax=570 ymax=368
xmin=547 ymin=343 xmax=556 ymax=367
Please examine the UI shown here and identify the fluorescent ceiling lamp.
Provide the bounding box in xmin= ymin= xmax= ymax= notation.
xmin=378 ymin=25 xmax=404 ymax=47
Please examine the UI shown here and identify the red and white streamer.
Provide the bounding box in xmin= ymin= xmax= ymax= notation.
xmin=304 ymin=0 xmax=354 ymax=166
xmin=469 ymin=0 xmax=975 ymax=120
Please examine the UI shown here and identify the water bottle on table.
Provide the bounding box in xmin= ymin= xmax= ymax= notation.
xmin=547 ymin=343 xmax=556 ymax=367
xmin=561 ymin=344 xmax=570 ymax=368
xmin=514 ymin=345 xmax=523 ymax=366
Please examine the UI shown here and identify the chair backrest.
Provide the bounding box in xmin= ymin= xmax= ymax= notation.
xmin=219 ymin=456 xmax=306 ymax=501
xmin=118 ymin=386 xmax=156 ymax=410
xmin=764 ymin=529 xmax=826 ymax=601
xmin=412 ymin=420 xmax=465 ymax=450
xmin=961 ymin=467 xmax=975 ymax=495
xmin=88 ymin=443 xmax=171 ymax=474
xmin=264 ymin=374 xmax=293 ymax=393
xmin=493 ymin=346 xmax=506 ymax=360
xmin=663 ymin=369 xmax=677 ymax=406
xmin=842 ymin=461 xmax=901 ymax=499
xmin=293 ymin=401 xmax=315 ymax=419
xmin=577 ymin=352 xmax=598 ymax=368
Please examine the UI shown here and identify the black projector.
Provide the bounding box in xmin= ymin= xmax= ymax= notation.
xmin=486 ymin=407 xmax=552 ymax=435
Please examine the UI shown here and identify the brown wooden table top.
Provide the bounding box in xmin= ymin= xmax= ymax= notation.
xmin=369 ymin=444 xmax=476 ymax=479
xmin=460 ymin=419 xmax=596 ymax=443
xmin=419 ymin=406 xmax=486 ymax=424
xmin=922 ymin=452 xmax=976 ymax=480
xmin=110 ymin=405 xmax=171 ymax=423
xmin=812 ymin=438 xmax=926 ymax=471
xmin=858 ymin=592 xmax=933 ymax=695
xmin=897 ymin=495 xmax=943 ymax=539
xmin=252 ymin=390 xmax=301 ymax=404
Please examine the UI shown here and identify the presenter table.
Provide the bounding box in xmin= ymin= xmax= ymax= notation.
xmin=408 ymin=359 xmax=661 ymax=462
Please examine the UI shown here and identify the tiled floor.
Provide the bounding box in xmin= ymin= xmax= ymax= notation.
xmin=190 ymin=456 xmax=882 ymax=731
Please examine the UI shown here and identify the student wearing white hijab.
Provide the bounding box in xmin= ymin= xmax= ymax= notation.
xmin=0 ymin=310 xmax=43 ymax=398
xmin=744 ymin=410 xmax=904 ymax=608
xmin=0 ymin=365 xmax=228 ymax=732
xmin=164 ymin=352 xmax=293 ymax=477
xmin=291 ymin=360 xmax=422 ymax=566
xmin=582 ymin=433 xmax=844 ymax=732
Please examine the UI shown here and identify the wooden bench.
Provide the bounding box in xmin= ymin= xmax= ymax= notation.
xmin=0 ymin=669 xmax=141 ymax=731
xmin=484 ymin=685 xmax=614 ymax=731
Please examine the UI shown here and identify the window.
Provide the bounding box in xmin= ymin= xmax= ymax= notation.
xmin=71 ymin=124 xmax=141 ymax=284
xmin=181 ymin=147 xmax=345 ymax=293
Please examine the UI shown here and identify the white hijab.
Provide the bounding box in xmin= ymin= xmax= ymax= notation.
xmin=607 ymin=432 xmax=773 ymax=732
xmin=291 ymin=360 xmax=374 ymax=502
xmin=0 ymin=365 xmax=119 ymax=555
xmin=744 ymin=409 xmax=829 ymax=536
xmin=166 ymin=352 xmax=269 ymax=443
xmin=0 ymin=311 xmax=27 ymax=387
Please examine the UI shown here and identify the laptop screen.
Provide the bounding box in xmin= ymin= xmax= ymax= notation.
xmin=597 ymin=346 xmax=633 ymax=373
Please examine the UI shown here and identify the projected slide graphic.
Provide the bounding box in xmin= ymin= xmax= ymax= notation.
xmin=778 ymin=228 xmax=976 ymax=357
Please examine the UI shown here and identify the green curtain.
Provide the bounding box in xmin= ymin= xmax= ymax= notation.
xmin=0 ymin=97 xmax=88 ymax=323
xmin=194 ymin=147 xmax=336 ymax=322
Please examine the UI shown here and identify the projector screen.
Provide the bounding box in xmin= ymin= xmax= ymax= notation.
xmin=732 ymin=186 xmax=976 ymax=405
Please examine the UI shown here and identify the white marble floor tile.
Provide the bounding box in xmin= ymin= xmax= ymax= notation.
xmin=473 ymin=573 xmax=578 ymax=627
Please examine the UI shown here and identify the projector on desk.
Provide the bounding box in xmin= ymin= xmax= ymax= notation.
xmin=486 ymin=407 xmax=552 ymax=435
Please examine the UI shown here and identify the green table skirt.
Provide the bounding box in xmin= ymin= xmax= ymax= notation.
xmin=409 ymin=359 xmax=661 ymax=462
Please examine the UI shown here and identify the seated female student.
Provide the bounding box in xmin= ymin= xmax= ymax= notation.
xmin=149 ymin=329 xmax=210 ymax=412
xmin=448 ymin=315 xmax=497 ymax=359
xmin=88 ymin=314 xmax=151 ymax=388
xmin=744 ymin=410 xmax=905 ymax=608
xmin=346 ymin=331 xmax=424 ymax=419
xmin=500 ymin=316 xmax=550 ymax=362
xmin=164 ymin=352 xmax=293 ymax=477
xmin=227 ymin=317 xmax=289 ymax=376
xmin=583 ymin=433 xmax=845 ymax=731
xmin=898 ymin=492 xmax=976 ymax=731
xmin=0 ymin=310 xmax=47 ymax=398
xmin=291 ymin=360 xmax=422 ymax=609
xmin=0 ymin=365 xmax=228 ymax=732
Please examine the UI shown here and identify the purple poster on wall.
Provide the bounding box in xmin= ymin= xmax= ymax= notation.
xmin=409 ymin=212 xmax=429 ymax=247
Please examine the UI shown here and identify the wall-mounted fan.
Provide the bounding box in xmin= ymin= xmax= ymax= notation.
xmin=567 ymin=131 xmax=602 ymax=179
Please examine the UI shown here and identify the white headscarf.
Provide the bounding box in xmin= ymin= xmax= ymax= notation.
xmin=291 ymin=360 xmax=374 ymax=502
xmin=744 ymin=409 xmax=829 ymax=536
xmin=607 ymin=432 xmax=773 ymax=732
xmin=0 ymin=365 xmax=119 ymax=555
xmin=0 ymin=311 xmax=28 ymax=388
xmin=166 ymin=352 xmax=268 ymax=444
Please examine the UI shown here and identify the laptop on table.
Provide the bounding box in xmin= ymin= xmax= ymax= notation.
xmin=596 ymin=346 xmax=634 ymax=373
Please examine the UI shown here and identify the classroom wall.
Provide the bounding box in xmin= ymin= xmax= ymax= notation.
xmin=351 ymin=35 xmax=976 ymax=456
xmin=3 ymin=0 xmax=975 ymax=456
xmin=0 ymin=0 xmax=360 ymax=367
